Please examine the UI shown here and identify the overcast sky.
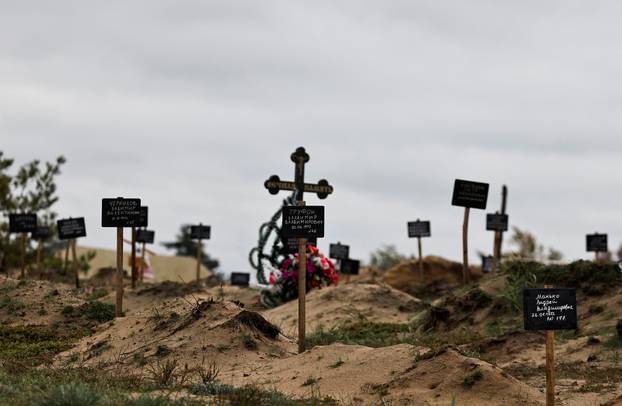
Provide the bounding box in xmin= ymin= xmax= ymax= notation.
xmin=2 ymin=1 xmax=622 ymax=278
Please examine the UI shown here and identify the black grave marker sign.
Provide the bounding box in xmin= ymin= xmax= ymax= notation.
xmin=231 ymin=272 xmax=250 ymax=287
xmin=281 ymin=206 xmax=325 ymax=239
xmin=482 ymin=256 xmax=499 ymax=273
xmin=9 ymin=213 xmax=37 ymax=233
xmin=136 ymin=229 xmax=155 ymax=244
xmin=340 ymin=258 xmax=360 ymax=275
xmin=57 ymin=218 xmax=87 ymax=240
xmin=101 ymin=198 xmax=142 ymax=227
xmin=586 ymin=233 xmax=608 ymax=253
xmin=190 ymin=225 xmax=211 ymax=240
xmin=31 ymin=226 xmax=50 ymax=240
xmin=451 ymin=179 xmax=489 ymax=209
xmin=329 ymin=243 xmax=350 ymax=260
xmin=486 ymin=213 xmax=509 ymax=232
xmin=523 ymin=288 xmax=577 ymax=331
xmin=407 ymin=221 xmax=431 ymax=238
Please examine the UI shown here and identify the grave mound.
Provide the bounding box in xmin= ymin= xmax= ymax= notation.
xmin=263 ymin=283 xmax=425 ymax=334
xmin=55 ymin=296 xmax=295 ymax=375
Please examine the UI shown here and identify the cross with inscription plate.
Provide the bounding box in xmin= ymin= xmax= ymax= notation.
xmin=263 ymin=147 xmax=333 ymax=353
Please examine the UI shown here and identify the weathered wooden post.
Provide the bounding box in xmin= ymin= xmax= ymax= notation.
xmin=486 ymin=212 xmax=508 ymax=273
xmin=102 ymin=197 xmax=142 ymax=317
xmin=9 ymin=213 xmax=37 ymax=279
xmin=407 ymin=220 xmax=431 ymax=277
xmin=264 ymin=147 xmax=333 ymax=353
xmin=493 ymin=185 xmax=507 ymax=262
xmin=57 ymin=217 xmax=87 ymax=289
xmin=451 ymin=179 xmax=489 ymax=284
xmin=523 ymin=286 xmax=577 ymax=406
xmin=31 ymin=226 xmax=50 ymax=277
xmin=190 ymin=224 xmax=211 ymax=283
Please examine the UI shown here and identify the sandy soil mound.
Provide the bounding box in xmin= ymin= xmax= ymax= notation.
xmin=263 ymin=283 xmax=425 ymax=334
xmin=383 ymin=256 xmax=481 ymax=295
xmin=0 ymin=278 xmax=86 ymax=326
xmin=231 ymin=344 xmax=542 ymax=405
xmin=55 ymin=296 xmax=295 ymax=374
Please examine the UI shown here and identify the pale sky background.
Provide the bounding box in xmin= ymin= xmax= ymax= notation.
xmin=2 ymin=1 xmax=622 ymax=278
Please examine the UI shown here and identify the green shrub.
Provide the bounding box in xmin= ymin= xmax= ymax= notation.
xmin=62 ymin=305 xmax=75 ymax=316
xmin=84 ymin=301 xmax=115 ymax=322
xmin=31 ymin=382 xmax=104 ymax=406
xmin=306 ymin=321 xmax=415 ymax=349
xmin=462 ymin=369 xmax=484 ymax=388
xmin=87 ymin=288 xmax=108 ymax=302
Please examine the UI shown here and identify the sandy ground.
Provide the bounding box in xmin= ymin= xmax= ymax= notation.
xmin=263 ymin=283 xmax=426 ymax=335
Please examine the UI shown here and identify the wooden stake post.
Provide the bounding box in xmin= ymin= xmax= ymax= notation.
xmin=102 ymin=198 xmax=142 ymax=317
xmin=493 ymin=185 xmax=507 ymax=267
xmin=8 ymin=214 xmax=37 ymax=279
xmin=264 ymin=147 xmax=333 ymax=354
xmin=523 ymin=287 xmax=577 ymax=406
xmin=31 ymin=227 xmax=51 ymax=276
xmin=486 ymin=211 xmax=509 ymax=274
xmin=407 ymin=220 xmax=431 ymax=278
xmin=57 ymin=217 xmax=87 ymax=289
xmin=451 ymin=180 xmax=489 ymax=284
xmin=190 ymin=224 xmax=211 ymax=284
xmin=131 ymin=207 xmax=149 ymax=288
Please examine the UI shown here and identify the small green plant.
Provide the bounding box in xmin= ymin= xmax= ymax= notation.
xmin=301 ymin=377 xmax=318 ymax=387
xmin=31 ymin=382 xmax=104 ymax=406
xmin=197 ymin=358 xmax=220 ymax=384
xmin=242 ymin=334 xmax=258 ymax=350
xmin=87 ymin=288 xmax=108 ymax=302
xmin=462 ymin=368 xmax=484 ymax=388
xmin=61 ymin=305 xmax=75 ymax=316
xmin=84 ymin=301 xmax=115 ymax=322
xmin=329 ymin=358 xmax=344 ymax=369
xmin=146 ymin=359 xmax=179 ymax=388
xmin=154 ymin=345 xmax=171 ymax=357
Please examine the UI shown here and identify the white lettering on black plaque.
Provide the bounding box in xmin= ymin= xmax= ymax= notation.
xmin=340 ymin=259 xmax=360 ymax=275
xmin=486 ymin=214 xmax=509 ymax=232
xmin=31 ymin=226 xmax=50 ymax=240
xmin=138 ymin=206 xmax=149 ymax=227
xmin=9 ymin=213 xmax=37 ymax=233
xmin=329 ymin=243 xmax=350 ymax=260
xmin=586 ymin=234 xmax=607 ymax=252
xmin=230 ymin=272 xmax=250 ymax=287
xmin=190 ymin=225 xmax=211 ymax=240
xmin=281 ymin=234 xmax=317 ymax=254
xmin=101 ymin=198 xmax=141 ymax=227
xmin=523 ymin=288 xmax=577 ymax=331
xmin=57 ymin=218 xmax=87 ymax=240
xmin=281 ymin=206 xmax=325 ymax=239
xmin=136 ymin=229 xmax=155 ymax=244
xmin=451 ymin=179 xmax=489 ymax=209
xmin=407 ymin=221 xmax=431 ymax=238
xmin=482 ymin=256 xmax=499 ymax=273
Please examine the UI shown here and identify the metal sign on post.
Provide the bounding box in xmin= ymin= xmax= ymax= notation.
xmin=263 ymin=146 xmax=333 ymax=354
xmin=231 ymin=272 xmax=250 ymax=287
xmin=340 ymin=258 xmax=360 ymax=275
xmin=329 ymin=243 xmax=350 ymax=261
xmin=451 ymin=179 xmax=489 ymax=283
xmin=524 ymin=287 xmax=578 ymax=406
xmin=136 ymin=229 xmax=155 ymax=244
xmin=57 ymin=217 xmax=87 ymax=289
xmin=486 ymin=212 xmax=509 ymax=273
xmin=101 ymin=197 xmax=141 ymax=317
xmin=586 ymin=233 xmax=607 ymax=253
xmin=281 ymin=206 xmax=325 ymax=239
xmin=190 ymin=223 xmax=211 ymax=283
xmin=9 ymin=213 xmax=37 ymax=279
xmin=407 ymin=219 xmax=431 ymax=276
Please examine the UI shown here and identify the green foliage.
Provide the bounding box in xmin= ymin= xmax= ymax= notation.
xmin=369 ymin=244 xmax=408 ymax=271
xmin=31 ymin=382 xmax=104 ymax=406
xmin=0 ymin=152 xmax=66 ymax=269
xmin=242 ymin=333 xmax=258 ymax=350
xmin=462 ymin=369 xmax=484 ymax=388
xmin=162 ymin=224 xmax=220 ymax=270
xmin=87 ymin=288 xmax=108 ymax=302
xmin=0 ymin=294 xmax=26 ymax=313
xmin=329 ymin=358 xmax=344 ymax=368
xmin=306 ymin=320 xmax=416 ymax=349
xmin=189 ymin=382 xmax=337 ymax=405
xmin=84 ymin=301 xmax=115 ymax=322
xmin=0 ymin=325 xmax=79 ymax=364
xmin=507 ymin=227 xmax=563 ymax=261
